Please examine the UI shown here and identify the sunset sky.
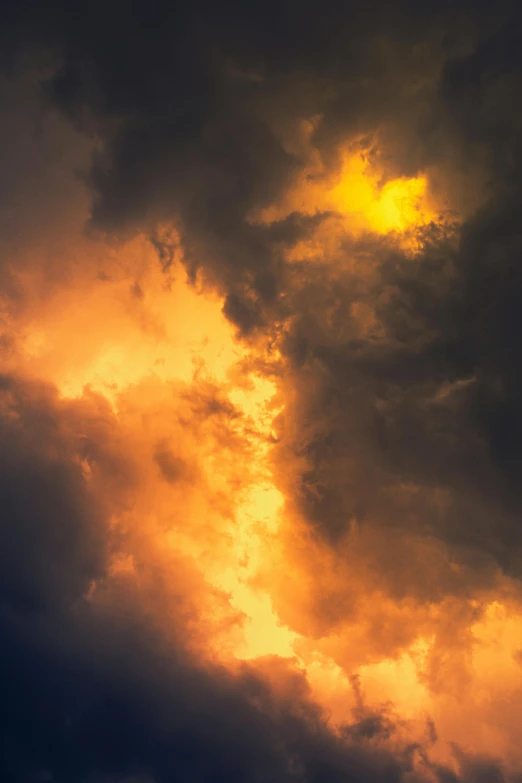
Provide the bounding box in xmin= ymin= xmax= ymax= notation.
xmin=2 ymin=2 xmax=522 ymax=782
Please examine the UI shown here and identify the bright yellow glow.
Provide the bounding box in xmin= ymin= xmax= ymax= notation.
xmin=253 ymin=141 xmax=437 ymax=253
xmin=202 ymin=376 xmax=297 ymax=659
xmin=328 ymin=152 xmax=434 ymax=238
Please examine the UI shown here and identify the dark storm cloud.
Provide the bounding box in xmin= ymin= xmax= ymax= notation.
xmin=0 ymin=65 xmax=93 ymax=307
xmin=2 ymin=0 xmax=512 ymax=330
xmin=0 ymin=600 xmax=403 ymax=783
xmin=275 ymin=210 xmax=522 ymax=599
xmin=267 ymin=16 xmax=522 ymax=594
xmin=308 ymin=15 xmax=522 ymax=563
xmin=0 ymin=375 xmax=113 ymax=614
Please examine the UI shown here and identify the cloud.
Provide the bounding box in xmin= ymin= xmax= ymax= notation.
xmin=3 ymin=2 xmax=522 ymax=782
xmin=0 ymin=379 xmax=453 ymax=783
xmin=0 ymin=374 xmax=112 ymax=614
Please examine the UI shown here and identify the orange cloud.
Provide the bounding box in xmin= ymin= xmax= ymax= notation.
xmin=3 ymin=116 xmax=521 ymax=778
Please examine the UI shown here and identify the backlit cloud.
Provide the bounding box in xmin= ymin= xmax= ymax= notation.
xmin=2 ymin=2 xmax=522 ymax=782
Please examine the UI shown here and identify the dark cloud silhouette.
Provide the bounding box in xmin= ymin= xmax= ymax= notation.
xmin=0 ymin=375 xmax=114 ymax=615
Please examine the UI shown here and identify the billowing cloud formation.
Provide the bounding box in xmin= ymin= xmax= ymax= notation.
xmin=3 ymin=1 xmax=522 ymax=782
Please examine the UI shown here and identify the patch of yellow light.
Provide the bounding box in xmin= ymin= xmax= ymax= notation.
xmin=328 ymin=152 xmax=434 ymax=238
xmin=253 ymin=140 xmax=437 ymax=253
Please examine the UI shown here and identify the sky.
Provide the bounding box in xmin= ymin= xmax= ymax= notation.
xmin=2 ymin=1 xmax=522 ymax=781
